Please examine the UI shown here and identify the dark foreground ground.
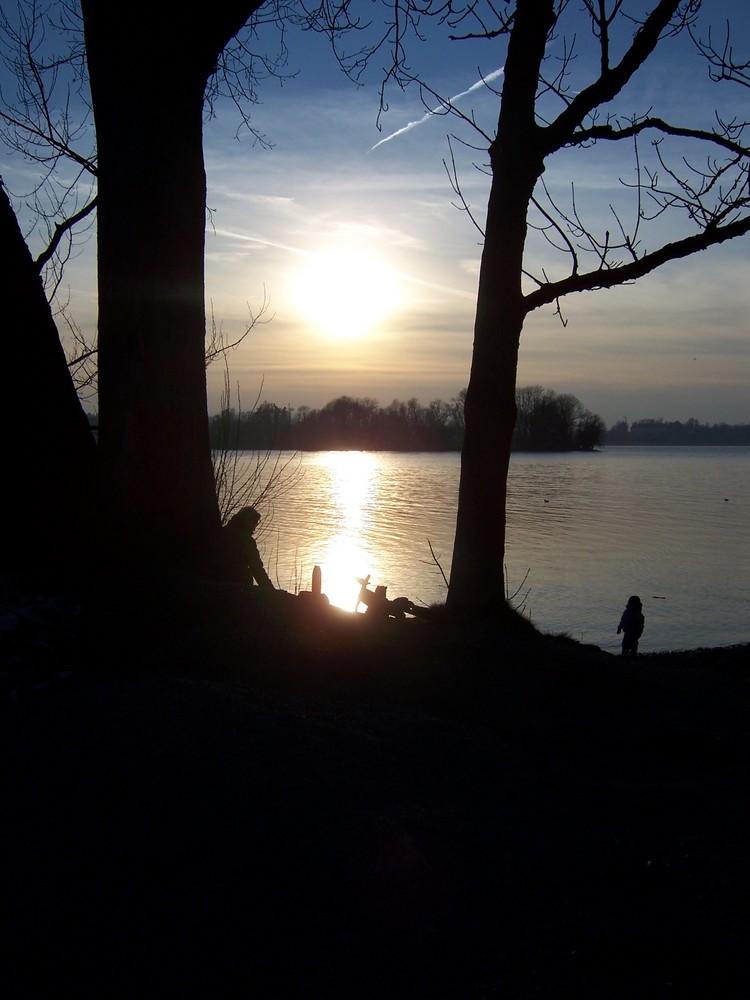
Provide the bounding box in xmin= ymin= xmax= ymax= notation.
xmin=2 ymin=572 xmax=749 ymax=998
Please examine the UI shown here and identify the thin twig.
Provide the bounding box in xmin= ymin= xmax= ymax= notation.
xmin=427 ymin=538 xmax=450 ymax=589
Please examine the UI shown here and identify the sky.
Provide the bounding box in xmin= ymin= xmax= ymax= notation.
xmin=4 ymin=1 xmax=749 ymax=427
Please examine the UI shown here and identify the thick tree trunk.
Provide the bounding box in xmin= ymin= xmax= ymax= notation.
xmin=445 ymin=176 xmax=529 ymax=617
xmin=1 ymin=181 xmax=97 ymax=573
xmin=81 ymin=3 xmax=261 ymax=571
xmin=447 ymin=0 xmax=553 ymax=618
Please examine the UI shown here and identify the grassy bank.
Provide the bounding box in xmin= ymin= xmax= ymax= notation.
xmin=2 ymin=574 xmax=749 ymax=997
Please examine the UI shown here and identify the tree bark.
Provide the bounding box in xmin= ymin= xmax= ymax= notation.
xmin=81 ymin=2 xmax=263 ymax=571
xmin=1 ymin=181 xmax=97 ymax=573
xmin=447 ymin=0 xmax=553 ymax=617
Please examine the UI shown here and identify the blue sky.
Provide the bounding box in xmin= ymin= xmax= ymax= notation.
xmin=4 ymin=1 xmax=749 ymax=426
xmin=197 ymin=1 xmax=750 ymax=426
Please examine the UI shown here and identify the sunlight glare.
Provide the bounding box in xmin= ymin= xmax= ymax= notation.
xmin=293 ymin=247 xmax=402 ymax=340
xmin=316 ymin=451 xmax=380 ymax=610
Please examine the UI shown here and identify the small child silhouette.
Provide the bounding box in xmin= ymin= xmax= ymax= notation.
xmin=617 ymin=595 xmax=645 ymax=658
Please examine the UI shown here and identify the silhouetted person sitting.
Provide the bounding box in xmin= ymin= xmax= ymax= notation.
xmin=617 ymin=595 xmax=644 ymax=658
xmin=221 ymin=506 xmax=273 ymax=589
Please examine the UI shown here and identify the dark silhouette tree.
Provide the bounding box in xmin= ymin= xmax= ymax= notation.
xmin=79 ymin=0 xmax=270 ymax=570
xmin=2 ymin=2 xmax=285 ymax=576
xmin=1 ymin=179 xmax=96 ymax=571
xmin=2 ymin=0 xmax=398 ymax=575
xmin=374 ymin=0 xmax=750 ymax=616
xmin=318 ymin=0 xmax=750 ymax=615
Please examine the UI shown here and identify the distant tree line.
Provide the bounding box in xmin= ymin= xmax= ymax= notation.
xmin=208 ymin=386 xmax=606 ymax=452
xmin=209 ymin=394 xmax=465 ymax=452
xmin=94 ymin=399 xmax=750 ymax=452
xmin=606 ymin=418 xmax=750 ymax=446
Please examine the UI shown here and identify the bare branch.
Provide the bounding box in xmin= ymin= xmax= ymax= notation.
xmin=443 ymin=134 xmax=486 ymax=237
xmin=58 ymin=306 xmax=97 ymax=399
xmin=544 ymin=0 xmax=697 ymax=151
xmin=448 ymin=4 xmax=513 ymax=42
xmin=691 ymin=19 xmax=750 ymax=89
xmin=34 ymin=192 xmax=96 ymax=271
xmin=524 ymin=212 xmax=750 ymax=312
xmin=528 ymin=181 xmax=581 ymax=275
xmin=569 ymin=115 xmax=749 ymax=160
xmin=204 ymin=289 xmax=274 ymax=369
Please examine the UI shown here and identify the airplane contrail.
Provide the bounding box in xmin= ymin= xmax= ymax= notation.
xmin=212 ymin=229 xmax=309 ymax=257
xmin=370 ymin=67 xmax=504 ymax=151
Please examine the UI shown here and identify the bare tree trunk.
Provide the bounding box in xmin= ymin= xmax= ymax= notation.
xmin=1 ymin=181 xmax=97 ymax=573
xmin=445 ymin=0 xmax=750 ymax=619
xmin=447 ymin=0 xmax=552 ymax=617
xmin=81 ymin=2 xmax=261 ymax=571
xmin=445 ymin=177 xmax=529 ymax=617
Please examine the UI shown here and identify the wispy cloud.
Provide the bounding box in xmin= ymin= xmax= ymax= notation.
xmin=370 ymin=68 xmax=504 ymax=151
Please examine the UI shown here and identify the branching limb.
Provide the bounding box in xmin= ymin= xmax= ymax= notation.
xmin=691 ymin=19 xmax=750 ymax=89
xmin=545 ymin=0 xmax=699 ymax=150
xmin=524 ymin=212 xmax=750 ymax=312
xmin=570 ymin=115 xmax=749 ymax=160
xmin=204 ymin=289 xmax=273 ymax=369
xmin=34 ymin=193 xmax=97 ymax=272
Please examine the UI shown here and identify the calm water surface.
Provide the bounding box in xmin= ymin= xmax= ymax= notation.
xmin=245 ymin=447 xmax=749 ymax=654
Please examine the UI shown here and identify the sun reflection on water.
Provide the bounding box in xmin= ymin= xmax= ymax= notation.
xmin=315 ymin=451 xmax=379 ymax=611
xmin=259 ymin=448 xmax=748 ymax=648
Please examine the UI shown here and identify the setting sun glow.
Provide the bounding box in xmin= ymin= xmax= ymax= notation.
xmin=293 ymin=247 xmax=402 ymax=340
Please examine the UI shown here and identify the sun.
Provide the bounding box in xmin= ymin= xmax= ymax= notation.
xmin=292 ymin=247 xmax=402 ymax=339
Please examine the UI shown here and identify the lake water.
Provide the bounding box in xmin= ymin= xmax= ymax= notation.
xmin=241 ymin=447 xmax=749 ymax=654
